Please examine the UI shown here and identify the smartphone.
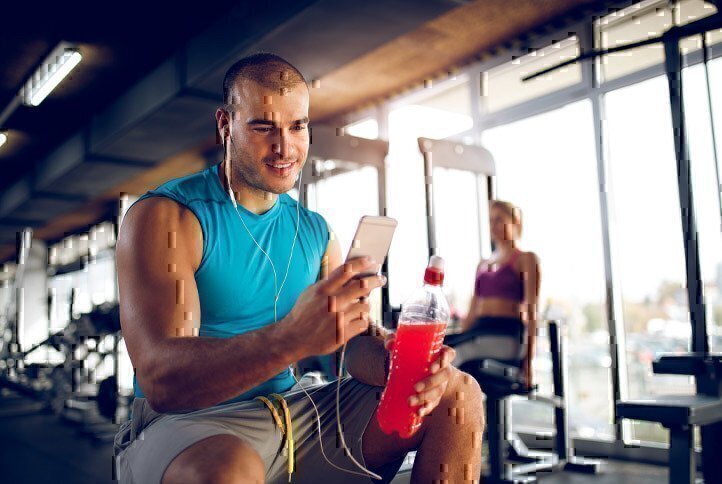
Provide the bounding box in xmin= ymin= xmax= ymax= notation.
xmin=345 ymin=216 xmax=397 ymax=278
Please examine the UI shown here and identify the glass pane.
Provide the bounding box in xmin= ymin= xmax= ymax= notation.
xmin=315 ymin=165 xmax=379 ymax=258
xmin=20 ymin=242 xmax=49 ymax=364
xmin=345 ymin=118 xmax=379 ymax=140
xmin=484 ymin=37 xmax=581 ymax=113
xmin=711 ymin=58 xmax=722 ymax=352
xmin=677 ymin=0 xmax=719 ymax=57
xmin=387 ymin=87 xmax=475 ymax=307
xmin=707 ymin=27 xmax=722 ymax=46
xmin=605 ymin=75 xmax=696 ymax=444
xmin=87 ymin=254 xmax=117 ymax=306
xmin=118 ymin=338 xmax=134 ymax=392
xmin=685 ymin=60 xmax=722 ymax=352
xmin=433 ymin=167 xmax=481 ymax=325
xmin=597 ymin=1 xmax=719 ymax=82
xmin=677 ymin=0 xmax=718 ymax=25
xmin=483 ymin=100 xmax=613 ymax=439
xmin=677 ymin=0 xmax=720 ymax=54
xmin=314 ymin=165 xmax=382 ymax=322
xmin=420 ymin=80 xmax=472 ymax=118
xmin=597 ymin=0 xmax=671 ymax=82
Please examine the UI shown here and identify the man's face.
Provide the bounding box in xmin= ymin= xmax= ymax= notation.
xmin=223 ymin=79 xmax=310 ymax=195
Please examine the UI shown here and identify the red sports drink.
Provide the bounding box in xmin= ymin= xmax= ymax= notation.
xmin=377 ymin=256 xmax=450 ymax=438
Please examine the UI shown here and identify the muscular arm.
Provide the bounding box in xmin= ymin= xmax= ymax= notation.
xmin=323 ymin=231 xmax=389 ymax=387
xmin=117 ymin=198 xmax=301 ymax=413
xmin=520 ymin=252 xmax=541 ymax=384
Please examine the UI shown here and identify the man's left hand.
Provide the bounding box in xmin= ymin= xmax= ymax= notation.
xmin=384 ymin=334 xmax=457 ymax=417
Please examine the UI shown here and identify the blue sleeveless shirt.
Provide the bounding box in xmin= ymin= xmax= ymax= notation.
xmin=130 ymin=165 xmax=329 ymax=404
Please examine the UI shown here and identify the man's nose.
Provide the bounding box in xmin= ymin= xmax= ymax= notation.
xmin=272 ymin=130 xmax=291 ymax=158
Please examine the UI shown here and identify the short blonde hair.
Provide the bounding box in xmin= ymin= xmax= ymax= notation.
xmin=490 ymin=199 xmax=523 ymax=238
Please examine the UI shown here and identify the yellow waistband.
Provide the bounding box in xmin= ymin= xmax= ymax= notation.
xmin=255 ymin=393 xmax=295 ymax=482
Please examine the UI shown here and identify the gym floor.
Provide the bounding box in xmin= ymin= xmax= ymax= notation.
xmin=0 ymin=390 xmax=672 ymax=484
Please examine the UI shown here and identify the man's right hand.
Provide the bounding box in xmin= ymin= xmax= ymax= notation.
xmin=285 ymin=256 xmax=387 ymax=358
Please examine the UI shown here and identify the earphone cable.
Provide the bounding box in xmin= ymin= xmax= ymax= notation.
xmin=225 ymin=136 xmax=381 ymax=481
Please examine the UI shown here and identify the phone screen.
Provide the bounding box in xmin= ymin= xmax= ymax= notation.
xmin=346 ymin=216 xmax=397 ymax=277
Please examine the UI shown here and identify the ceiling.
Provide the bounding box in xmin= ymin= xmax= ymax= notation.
xmin=0 ymin=0 xmax=622 ymax=263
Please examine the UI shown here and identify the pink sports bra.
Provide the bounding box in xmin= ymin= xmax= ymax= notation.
xmin=474 ymin=249 xmax=524 ymax=302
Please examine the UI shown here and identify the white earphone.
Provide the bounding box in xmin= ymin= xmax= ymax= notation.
xmin=222 ymin=121 xmax=382 ymax=480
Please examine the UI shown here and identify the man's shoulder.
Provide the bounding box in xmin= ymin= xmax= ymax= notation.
xmin=119 ymin=196 xmax=203 ymax=268
xmin=126 ymin=166 xmax=216 ymax=232
xmin=151 ymin=167 xmax=215 ymax=200
xmin=124 ymin=197 xmax=201 ymax=236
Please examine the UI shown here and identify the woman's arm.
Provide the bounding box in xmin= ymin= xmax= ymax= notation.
xmin=461 ymin=261 xmax=485 ymax=332
xmin=520 ymin=252 xmax=541 ymax=387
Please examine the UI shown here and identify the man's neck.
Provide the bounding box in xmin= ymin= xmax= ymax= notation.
xmin=217 ymin=163 xmax=278 ymax=215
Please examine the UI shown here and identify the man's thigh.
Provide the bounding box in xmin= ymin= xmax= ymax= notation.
xmin=162 ymin=434 xmax=265 ymax=484
xmin=277 ymin=377 xmax=405 ymax=484
xmin=116 ymin=401 xmax=282 ymax=484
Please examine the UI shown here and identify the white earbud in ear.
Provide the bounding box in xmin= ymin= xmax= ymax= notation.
xmin=223 ymin=124 xmax=236 ymax=208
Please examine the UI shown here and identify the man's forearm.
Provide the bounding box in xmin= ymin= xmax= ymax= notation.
xmin=345 ymin=323 xmax=388 ymax=387
xmin=141 ymin=319 xmax=300 ymax=413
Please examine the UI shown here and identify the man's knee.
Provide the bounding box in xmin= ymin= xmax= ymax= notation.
xmin=162 ymin=434 xmax=265 ymax=484
xmin=442 ymin=367 xmax=485 ymax=429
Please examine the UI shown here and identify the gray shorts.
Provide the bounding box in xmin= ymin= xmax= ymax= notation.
xmin=114 ymin=376 xmax=406 ymax=483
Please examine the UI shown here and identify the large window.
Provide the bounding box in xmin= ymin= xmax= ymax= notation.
xmin=710 ymin=57 xmax=722 ymax=353
xmin=344 ymin=117 xmax=379 ymax=140
xmin=433 ymin=168 xmax=483 ymax=322
xmin=47 ymin=222 xmax=125 ymax=389
xmin=483 ymin=100 xmax=613 ymax=439
xmin=484 ymin=36 xmax=582 ymax=113
xmin=596 ymin=0 xmax=718 ymax=82
xmin=684 ymin=59 xmax=722 ymax=353
xmin=311 ymin=162 xmax=383 ymax=323
xmin=386 ymin=79 xmax=474 ymax=307
xmin=605 ymin=75 xmax=696 ymax=444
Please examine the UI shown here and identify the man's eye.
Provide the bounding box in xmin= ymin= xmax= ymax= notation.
xmin=292 ymin=125 xmax=307 ymax=131
xmin=254 ymin=127 xmax=273 ymax=133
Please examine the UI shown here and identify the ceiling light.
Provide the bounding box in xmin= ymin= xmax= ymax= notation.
xmin=22 ymin=45 xmax=82 ymax=107
xmin=0 ymin=130 xmax=7 ymax=148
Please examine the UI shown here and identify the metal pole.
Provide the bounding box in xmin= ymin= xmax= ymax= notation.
xmin=377 ymin=161 xmax=392 ymax=329
xmin=475 ymin=174 xmax=488 ymax=259
xmin=590 ymin=69 xmax=629 ymax=441
xmin=422 ymin=151 xmax=437 ymax=259
xmin=663 ymin=35 xmax=709 ymax=355
xmin=549 ymin=320 xmax=570 ymax=461
xmin=12 ymin=228 xmax=32 ymax=354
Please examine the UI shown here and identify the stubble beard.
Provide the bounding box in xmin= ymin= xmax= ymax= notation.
xmin=229 ymin=145 xmax=301 ymax=196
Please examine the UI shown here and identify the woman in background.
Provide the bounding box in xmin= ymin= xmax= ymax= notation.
xmin=461 ymin=200 xmax=541 ymax=387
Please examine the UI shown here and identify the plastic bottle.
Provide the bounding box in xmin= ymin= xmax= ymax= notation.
xmin=377 ymin=255 xmax=450 ymax=438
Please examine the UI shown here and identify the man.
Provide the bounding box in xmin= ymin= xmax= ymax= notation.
xmin=114 ymin=53 xmax=484 ymax=484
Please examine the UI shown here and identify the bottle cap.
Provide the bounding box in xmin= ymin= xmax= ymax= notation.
xmin=424 ymin=255 xmax=445 ymax=286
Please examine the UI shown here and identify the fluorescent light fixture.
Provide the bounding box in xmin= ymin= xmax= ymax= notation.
xmin=23 ymin=45 xmax=82 ymax=107
xmin=0 ymin=130 xmax=7 ymax=148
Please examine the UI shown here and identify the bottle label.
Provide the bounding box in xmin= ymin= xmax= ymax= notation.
xmin=376 ymin=320 xmax=447 ymax=438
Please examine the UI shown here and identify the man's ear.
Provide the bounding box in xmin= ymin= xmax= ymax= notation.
xmin=215 ymin=107 xmax=231 ymax=140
